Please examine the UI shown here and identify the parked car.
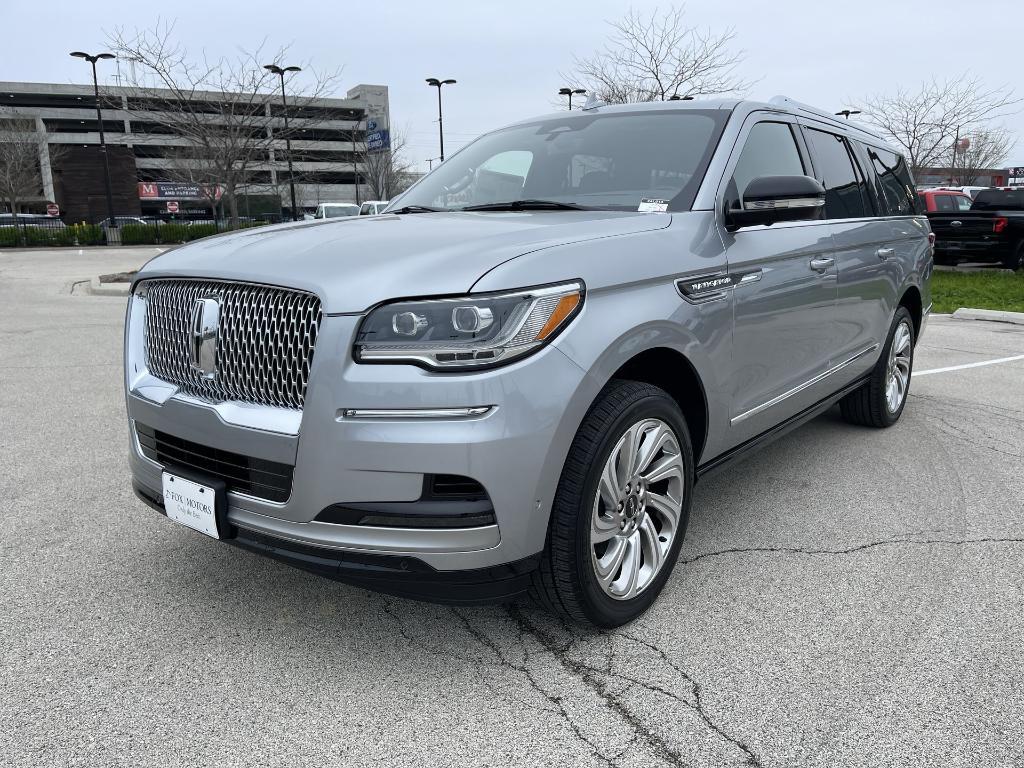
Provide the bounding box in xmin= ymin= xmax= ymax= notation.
xmin=97 ymin=216 xmax=150 ymax=229
xmin=313 ymin=202 xmax=360 ymax=219
xmin=359 ymin=200 xmax=389 ymax=215
xmin=0 ymin=213 xmax=66 ymax=228
xmin=927 ymin=188 xmax=1024 ymax=269
xmin=124 ymin=96 xmax=931 ymax=627
xmin=917 ymin=189 xmax=973 ymax=213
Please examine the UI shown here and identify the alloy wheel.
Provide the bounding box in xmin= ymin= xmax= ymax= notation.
xmin=590 ymin=418 xmax=685 ymax=600
xmin=885 ymin=320 xmax=913 ymax=413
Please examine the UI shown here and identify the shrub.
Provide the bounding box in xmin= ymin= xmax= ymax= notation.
xmin=156 ymin=223 xmax=190 ymax=243
xmin=72 ymin=224 xmax=104 ymax=246
xmin=120 ymin=224 xmax=159 ymax=245
xmin=0 ymin=228 xmax=19 ymax=247
xmin=185 ymin=223 xmax=217 ymax=241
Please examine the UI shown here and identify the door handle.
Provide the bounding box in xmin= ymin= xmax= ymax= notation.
xmin=809 ymin=257 xmax=834 ymax=272
xmin=876 ymin=247 xmax=895 ymax=260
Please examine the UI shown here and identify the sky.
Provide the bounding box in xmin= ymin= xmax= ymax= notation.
xmin=3 ymin=0 xmax=1023 ymax=173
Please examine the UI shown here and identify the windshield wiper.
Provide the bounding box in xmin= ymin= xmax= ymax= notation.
xmin=391 ymin=205 xmax=446 ymax=214
xmin=461 ymin=199 xmax=590 ymax=212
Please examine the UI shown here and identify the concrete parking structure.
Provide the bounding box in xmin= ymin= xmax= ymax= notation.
xmin=1 ymin=248 xmax=1022 ymax=766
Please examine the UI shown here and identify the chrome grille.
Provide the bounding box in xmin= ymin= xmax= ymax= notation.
xmin=143 ymin=279 xmax=322 ymax=410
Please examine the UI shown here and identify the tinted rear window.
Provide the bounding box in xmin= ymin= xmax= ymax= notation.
xmin=972 ymin=190 xmax=1024 ymax=210
xmin=867 ymin=147 xmax=919 ymax=216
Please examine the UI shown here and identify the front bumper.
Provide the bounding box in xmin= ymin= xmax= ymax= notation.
xmin=133 ymin=481 xmax=541 ymax=602
xmin=126 ymin=294 xmax=589 ymax=574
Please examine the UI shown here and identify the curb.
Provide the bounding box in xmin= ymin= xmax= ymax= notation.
xmin=88 ymin=277 xmax=131 ymax=297
xmin=934 ymin=264 xmax=1014 ymax=274
xmin=952 ymin=308 xmax=1024 ymax=326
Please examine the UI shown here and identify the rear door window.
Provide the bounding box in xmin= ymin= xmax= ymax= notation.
xmin=804 ymin=128 xmax=872 ymax=219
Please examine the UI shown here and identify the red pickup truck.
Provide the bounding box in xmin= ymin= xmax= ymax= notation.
xmin=916 ymin=189 xmax=973 ymax=213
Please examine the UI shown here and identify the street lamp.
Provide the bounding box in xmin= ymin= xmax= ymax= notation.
xmin=835 ymin=109 xmax=861 ymax=120
xmin=558 ymin=87 xmax=587 ymax=110
xmin=426 ymin=78 xmax=456 ymax=162
xmin=264 ymin=63 xmax=302 ymax=221
xmin=69 ymin=51 xmax=116 ymax=231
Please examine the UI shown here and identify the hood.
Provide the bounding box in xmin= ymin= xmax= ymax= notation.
xmin=136 ymin=211 xmax=671 ymax=313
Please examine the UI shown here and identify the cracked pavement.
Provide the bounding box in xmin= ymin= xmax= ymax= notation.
xmin=2 ymin=249 xmax=1023 ymax=767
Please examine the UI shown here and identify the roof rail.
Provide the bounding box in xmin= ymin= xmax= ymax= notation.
xmin=768 ymin=95 xmax=885 ymax=141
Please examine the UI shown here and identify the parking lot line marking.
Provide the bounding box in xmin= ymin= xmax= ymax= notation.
xmin=914 ymin=353 xmax=1024 ymax=377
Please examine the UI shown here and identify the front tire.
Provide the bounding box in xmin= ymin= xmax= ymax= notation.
xmin=530 ymin=380 xmax=694 ymax=628
xmin=840 ymin=306 xmax=915 ymax=428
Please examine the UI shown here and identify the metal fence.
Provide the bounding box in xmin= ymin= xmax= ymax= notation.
xmin=0 ymin=215 xmax=282 ymax=248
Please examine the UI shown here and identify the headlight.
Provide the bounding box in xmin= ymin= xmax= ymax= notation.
xmin=355 ymin=281 xmax=584 ymax=370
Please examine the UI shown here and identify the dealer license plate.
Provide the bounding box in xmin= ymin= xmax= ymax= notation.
xmin=161 ymin=472 xmax=220 ymax=539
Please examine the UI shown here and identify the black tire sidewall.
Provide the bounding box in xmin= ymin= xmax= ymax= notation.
xmin=1004 ymin=241 xmax=1024 ymax=271
xmin=569 ymin=387 xmax=694 ymax=627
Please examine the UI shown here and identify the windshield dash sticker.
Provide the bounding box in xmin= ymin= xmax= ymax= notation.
xmin=638 ymin=198 xmax=669 ymax=212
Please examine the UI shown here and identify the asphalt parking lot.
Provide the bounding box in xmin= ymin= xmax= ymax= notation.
xmin=2 ymin=248 xmax=1022 ymax=767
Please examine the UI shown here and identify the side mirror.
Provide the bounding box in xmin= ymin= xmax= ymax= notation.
xmin=726 ymin=175 xmax=826 ymax=230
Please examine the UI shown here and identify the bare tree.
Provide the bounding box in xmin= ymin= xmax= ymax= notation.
xmin=356 ymin=128 xmax=415 ymax=201
xmin=856 ymin=75 xmax=1020 ymax=176
xmin=570 ymin=6 xmax=752 ymax=104
xmin=0 ymin=120 xmax=43 ymax=214
xmin=108 ymin=21 xmax=340 ymax=220
xmin=955 ymin=127 xmax=1015 ymax=186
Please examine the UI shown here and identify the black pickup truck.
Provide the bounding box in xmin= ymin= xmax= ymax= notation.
xmin=928 ymin=189 xmax=1024 ymax=270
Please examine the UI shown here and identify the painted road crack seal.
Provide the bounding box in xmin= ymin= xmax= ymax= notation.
xmin=680 ymin=537 xmax=1024 ymax=567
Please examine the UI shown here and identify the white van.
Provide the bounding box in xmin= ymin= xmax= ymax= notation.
xmin=359 ymin=201 xmax=389 ymax=215
xmin=313 ymin=203 xmax=360 ymax=219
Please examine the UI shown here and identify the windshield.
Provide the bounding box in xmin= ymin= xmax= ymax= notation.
xmin=319 ymin=205 xmax=359 ymax=218
xmin=394 ymin=110 xmax=727 ymax=213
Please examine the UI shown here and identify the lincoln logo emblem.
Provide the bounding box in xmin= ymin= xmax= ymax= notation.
xmin=189 ymin=297 xmax=220 ymax=379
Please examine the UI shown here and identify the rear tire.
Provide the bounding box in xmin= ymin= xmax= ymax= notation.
xmin=840 ymin=307 xmax=915 ymax=428
xmin=529 ymin=380 xmax=694 ymax=628
xmin=1002 ymin=241 xmax=1024 ymax=271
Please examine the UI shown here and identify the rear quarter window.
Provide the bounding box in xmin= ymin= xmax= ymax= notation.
xmin=868 ymin=148 xmax=919 ymax=216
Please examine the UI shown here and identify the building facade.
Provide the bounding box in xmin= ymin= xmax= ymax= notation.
xmin=914 ymin=166 xmax=1010 ymax=189
xmin=0 ymin=80 xmax=390 ymax=220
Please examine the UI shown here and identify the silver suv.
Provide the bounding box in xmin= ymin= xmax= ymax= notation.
xmin=125 ymin=97 xmax=932 ymax=627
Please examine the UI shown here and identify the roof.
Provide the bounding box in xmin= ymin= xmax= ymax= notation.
xmin=498 ymin=95 xmax=897 ymax=151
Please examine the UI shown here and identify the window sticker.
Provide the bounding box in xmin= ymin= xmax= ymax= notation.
xmin=638 ymin=198 xmax=669 ymax=212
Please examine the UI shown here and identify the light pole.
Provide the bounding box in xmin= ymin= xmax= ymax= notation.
xmin=352 ymin=112 xmax=361 ymax=205
xmin=426 ymin=78 xmax=456 ymax=162
xmin=558 ymin=87 xmax=587 ymax=110
xmin=264 ymin=63 xmax=302 ymax=221
xmin=70 ymin=51 xmax=116 ymax=231
xmin=835 ymin=109 xmax=861 ymax=121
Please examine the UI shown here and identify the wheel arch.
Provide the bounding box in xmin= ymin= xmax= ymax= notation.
xmin=898 ymin=284 xmax=923 ymax=341
xmin=606 ymin=347 xmax=710 ymax=465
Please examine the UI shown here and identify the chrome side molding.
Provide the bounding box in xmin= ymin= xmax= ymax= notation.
xmin=731 ymin=344 xmax=879 ymax=425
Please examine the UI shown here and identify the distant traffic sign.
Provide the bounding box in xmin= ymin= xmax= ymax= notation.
xmin=46 ymin=203 xmax=59 ymax=217
xmin=166 ymin=201 xmax=180 ymax=214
